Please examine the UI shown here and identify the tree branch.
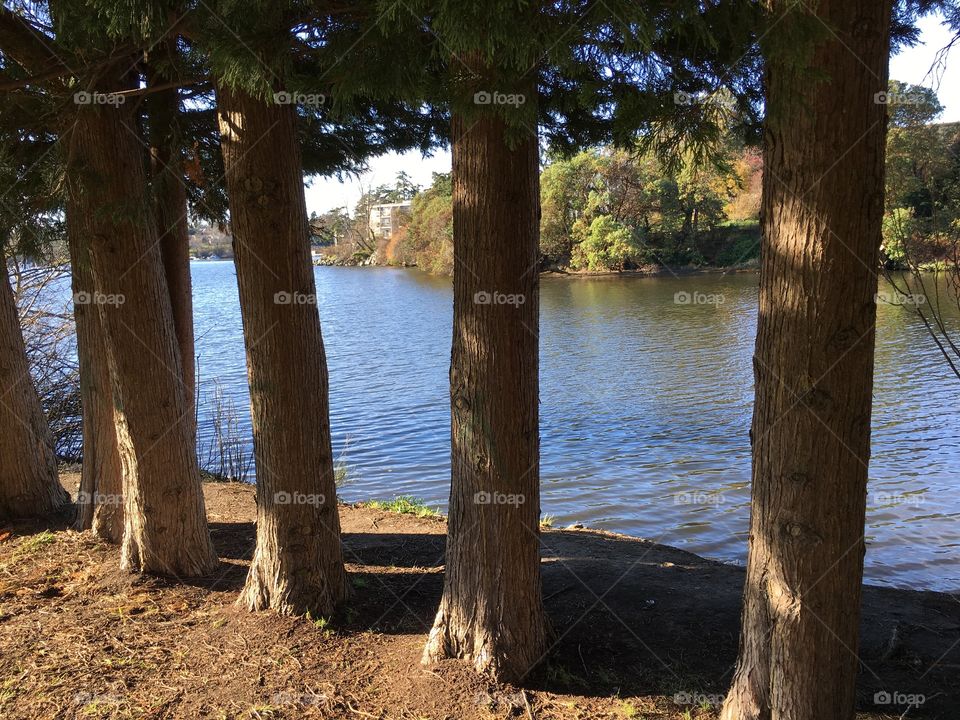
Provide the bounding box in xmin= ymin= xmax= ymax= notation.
xmin=0 ymin=5 xmax=69 ymax=74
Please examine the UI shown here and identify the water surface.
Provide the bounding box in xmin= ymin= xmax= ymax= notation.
xmin=191 ymin=262 xmax=960 ymax=591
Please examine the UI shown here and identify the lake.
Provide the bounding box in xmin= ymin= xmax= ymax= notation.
xmin=190 ymin=262 xmax=960 ymax=591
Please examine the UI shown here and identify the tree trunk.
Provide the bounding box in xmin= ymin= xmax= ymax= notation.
xmin=64 ymin=90 xmax=218 ymax=576
xmin=421 ymin=109 xmax=549 ymax=682
xmin=720 ymin=1 xmax=892 ymax=718
xmin=68 ymin=206 xmax=123 ymax=542
xmin=0 ymin=260 xmax=68 ymax=519
xmin=148 ymin=64 xmax=197 ymax=447
xmin=217 ymin=86 xmax=347 ymax=615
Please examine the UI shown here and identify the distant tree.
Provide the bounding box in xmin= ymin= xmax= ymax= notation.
xmin=724 ymin=148 xmax=763 ymax=222
xmin=394 ymin=173 xmax=453 ymax=272
xmin=540 ymin=151 xmax=602 ymax=266
xmin=570 ymin=214 xmax=639 ymax=271
xmin=310 ymin=207 xmax=352 ymax=246
xmin=389 ymin=170 xmax=420 ymax=201
xmin=884 ymin=81 xmax=951 ymax=228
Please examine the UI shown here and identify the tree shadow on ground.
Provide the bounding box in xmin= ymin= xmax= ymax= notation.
xmin=342 ymin=528 xmax=959 ymax=718
xmin=6 ymin=509 xmax=956 ymax=718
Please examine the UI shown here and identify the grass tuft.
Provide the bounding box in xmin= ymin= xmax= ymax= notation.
xmin=365 ymin=496 xmax=441 ymax=518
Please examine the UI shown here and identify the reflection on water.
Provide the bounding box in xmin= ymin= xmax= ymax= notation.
xmin=190 ymin=262 xmax=960 ymax=591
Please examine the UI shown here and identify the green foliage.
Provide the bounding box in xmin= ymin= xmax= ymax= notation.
xmin=709 ymin=221 xmax=762 ymax=267
xmin=882 ymin=208 xmax=915 ymax=267
xmin=539 ymin=150 xmax=603 ymax=265
xmin=0 ymin=91 xmax=64 ymax=259
xmin=571 ymin=215 xmax=639 ymax=271
xmin=390 ymin=141 xmax=763 ymax=275
xmin=538 ymin=144 xmax=757 ymax=271
xmin=392 ymin=173 xmax=453 ymax=274
xmin=365 ymin=496 xmax=441 ymax=518
xmin=883 ymin=81 xmax=960 ymax=269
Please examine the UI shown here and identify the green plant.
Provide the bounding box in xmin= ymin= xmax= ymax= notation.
xmin=571 ymin=215 xmax=639 ymax=271
xmin=16 ymin=531 xmax=56 ymax=556
xmin=365 ymin=496 xmax=441 ymax=518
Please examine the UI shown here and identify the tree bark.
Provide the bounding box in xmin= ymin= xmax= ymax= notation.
xmin=148 ymin=64 xmax=197 ymax=447
xmin=0 ymin=260 xmax=68 ymax=519
xmin=64 ymin=89 xmax=218 ymax=576
xmin=720 ymin=1 xmax=892 ymax=718
xmin=421 ymin=109 xmax=549 ymax=682
xmin=67 ymin=206 xmax=123 ymax=542
xmin=217 ymin=86 xmax=347 ymax=616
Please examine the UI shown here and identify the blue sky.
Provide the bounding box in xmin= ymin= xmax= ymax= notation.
xmin=304 ymin=13 xmax=960 ymax=216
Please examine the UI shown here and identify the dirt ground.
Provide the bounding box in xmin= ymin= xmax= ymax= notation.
xmin=0 ymin=473 xmax=956 ymax=720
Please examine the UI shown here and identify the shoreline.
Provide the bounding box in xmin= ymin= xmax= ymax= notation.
xmin=309 ymin=254 xmax=762 ymax=277
xmin=195 ymin=471 xmax=952 ymax=596
xmin=1 ymin=473 xmax=956 ymax=718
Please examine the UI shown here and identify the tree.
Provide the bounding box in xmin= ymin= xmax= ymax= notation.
xmin=68 ymin=217 xmax=123 ymax=541
xmin=309 ymin=207 xmax=351 ymax=246
xmin=720 ymin=0 xmax=893 ymax=717
xmin=0 ymin=33 xmax=68 ymax=520
xmin=421 ymin=85 xmax=550 ymax=681
xmin=539 ymin=151 xmax=601 ymax=266
xmin=194 ymin=0 xmax=443 ymax=612
xmin=570 ymin=214 xmax=640 ymax=271
xmin=0 ymin=257 xmax=68 ymax=519
xmin=318 ymin=0 xmax=762 ymax=680
xmin=215 ymin=81 xmax=349 ymax=614
xmin=146 ymin=39 xmax=198 ymax=450
xmin=63 ymin=93 xmax=218 ymax=575
xmin=389 ymin=170 xmax=420 ymax=201
xmin=39 ymin=0 xmax=220 ymax=575
xmin=394 ymin=173 xmax=453 ymax=273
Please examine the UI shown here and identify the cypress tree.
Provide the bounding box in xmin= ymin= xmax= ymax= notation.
xmin=318 ymin=0 xmax=762 ymax=680
xmin=47 ymin=1 xmax=218 ymax=574
xmin=720 ymin=1 xmax=894 ymax=717
xmin=196 ymin=0 xmax=442 ymax=615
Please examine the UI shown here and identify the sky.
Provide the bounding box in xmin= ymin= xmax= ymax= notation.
xmin=303 ymin=13 xmax=960 ymax=217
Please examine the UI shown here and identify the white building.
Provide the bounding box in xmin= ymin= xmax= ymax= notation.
xmin=368 ymin=201 xmax=412 ymax=239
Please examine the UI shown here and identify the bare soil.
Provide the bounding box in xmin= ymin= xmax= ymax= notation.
xmin=0 ymin=474 xmax=956 ymax=719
